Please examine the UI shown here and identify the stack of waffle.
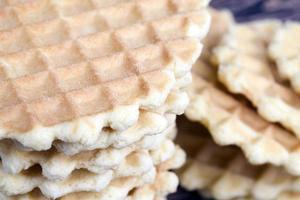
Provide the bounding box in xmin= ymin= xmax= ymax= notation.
xmin=0 ymin=0 xmax=211 ymax=199
xmin=178 ymin=8 xmax=300 ymax=200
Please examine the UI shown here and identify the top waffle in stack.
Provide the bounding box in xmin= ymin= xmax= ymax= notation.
xmin=0 ymin=0 xmax=211 ymax=150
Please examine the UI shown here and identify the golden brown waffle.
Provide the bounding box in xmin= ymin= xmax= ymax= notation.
xmin=177 ymin=119 xmax=300 ymax=200
xmin=0 ymin=123 xmax=175 ymax=180
xmin=0 ymin=137 xmax=181 ymax=199
xmin=185 ymin=58 xmax=300 ymax=176
xmin=0 ymin=139 xmax=185 ymax=200
xmin=0 ymin=0 xmax=210 ymax=151
xmin=214 ymin=20 xmax=300 ymax=140
xmin=269 ymin=22 xmax=300 ymax=94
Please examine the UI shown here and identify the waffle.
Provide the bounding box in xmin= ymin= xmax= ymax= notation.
xmin=1 ymin=139 xmax=185 ymax=200
xmin=125 ymin=171 xmax=179 ymax=200
xmin=0 ymin=0 xmax=210 ymax=151
xmin=0 ymin=171 xmax=177 ymax=200
xmin=269 ymin=22 xmax=300 ymax=94
xmin=177 ymin=121 xmax=300 ymax=200
xmin=12 ymin=110 xmax=175 ymax=155
xmin=213 ymin=20 xmax=300 ymax=140
xmin=53 ymin=91 xmax=181 ymax=155
xmin=201 ymin=8 xmax=233 ymax=63
xmin=0 ymin=123 xmax=175 ymax=180
xmin=234 ymin=192 xmax=300 ymax=200
xmin=0 ymin=167 xmax=157 ymax=200
xmin=185 ymin=58 xmax=300 ymax=175
xmin=0 ymin=136 xmax=180 ymax=199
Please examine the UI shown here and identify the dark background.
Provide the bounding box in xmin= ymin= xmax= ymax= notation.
xmin=168 ymin=0 xmax=300 ymax=199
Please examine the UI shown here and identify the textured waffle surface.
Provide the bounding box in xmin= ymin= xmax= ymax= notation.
xmin=0 ymin=123 xmax=174 ymax=180
xmin=0 ymin=137 xmax=181 ymax=198
xmin=201 ymin=8 xmax=233 ymax=63
xmin=0 ymin=138 xmax=185 ymax=200
xmin=125 ymin=171 xmax=179 ymax=200
xmin=186 ymin=58 xmax=300 ymax=176
xmin=269 ymin=22 xmax=300 ymax=94
xmin=53 ymin=113 xmax=175 ymax=156
xmin=0 ymin=0 xmax=211 ymax=150
xmin=214 ymin=20 xmax=300 ymax=140
xmin=52 ymin=92 xmax=182 ymax=155
xmin=0 ymin=171 xmax=178 ymax=200
xmin=177 ymin=119 xmax=300 ymax=200
xmin=1 ymin=167 xmax=157 ymax=200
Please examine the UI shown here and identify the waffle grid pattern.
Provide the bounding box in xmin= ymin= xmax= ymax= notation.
xmin=0 ymin=0 xmax=209 ymax=133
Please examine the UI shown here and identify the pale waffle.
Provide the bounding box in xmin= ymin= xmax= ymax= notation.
xmin=234 ymin=193 xmax=300 ymax=200
xmin=0 ymin=123 xmax=175 ymax=180
xmin=0 ymin=139 xmax=185 ymax=200
xmin=13 ymin=110 xmax=176 ymax=155
xmin=0 ymin=136 xmax=180 ymax=199
xmin=0 ymin=167 xmax=157 ymax=200
xmin=53 ymin=91 xmax=183 ymax=155
xmin=201 ymin=8 xmax=234 ymax=63
xmin=0 ymin=0 xmax=210 ymax=151
xmin=213 ymin=20 xmax=300 ymax=140
xmin=126 ymin=171 xmax=179 ymax=200
xmin=177 ymin=120 xmax=300 ymax=200
xmin=269 ymin=22 xmax=300 ymax=94
xmin=184 ymin=57 xmax=300 ymax=176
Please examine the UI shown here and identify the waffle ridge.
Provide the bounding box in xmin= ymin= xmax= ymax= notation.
xmin=269 ymin=22 xmax=300 ymax=94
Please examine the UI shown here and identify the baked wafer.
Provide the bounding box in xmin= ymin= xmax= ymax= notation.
xmin=269 ymin=22 xmax=300 ymax=94
xmin=0 ymin=123 xmax=175 ymax=180
xmin=214 ymin=20 xmax=300 ymax=139
xmin=0 ymin=0 xmax=210 ymax=151
xmin=125 ymin=171 xmax=179 ymax=200
xmin=0 ymin=167 xmax=156 ymax=200
xmin=177 ymin=119 xmax=300 ymax=200
xmin=53 ymin=91 xmax=183 ymax=155
xmin=10 ymin=86 xmax=185 ymax=155
xmin=0 ymin=137 xmax=180 ymax=198
xmin=233 ymin=192 xmax=300 ymax=200
xmin=185 ymin=58 xmax=300 ymax=175
xmin=0 ymin=137 xmax=185 ymax=200
xmin=0 ymin=170 xmax=177 ymax=200
xmin=201 ymin=8 xmax=234 ymax=63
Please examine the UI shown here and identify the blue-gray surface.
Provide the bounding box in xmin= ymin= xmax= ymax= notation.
xmin=168 ymin=0 xmax=300 ymax=199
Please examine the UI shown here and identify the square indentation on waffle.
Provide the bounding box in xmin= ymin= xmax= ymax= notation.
xmin=0 ymin=50 xmax=47 ymax=78
xmin=13 ymin=0 xmax=59 ymax=25
xmin=0 ymin=0 xmax=208 ymax=134
xmin=26 ymin=19 xmax=69 ymax=47
xmin=0 ymin=8 xmax=20 ymax=31
xmin=52 ymin=0 xmax=94 ymax=17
